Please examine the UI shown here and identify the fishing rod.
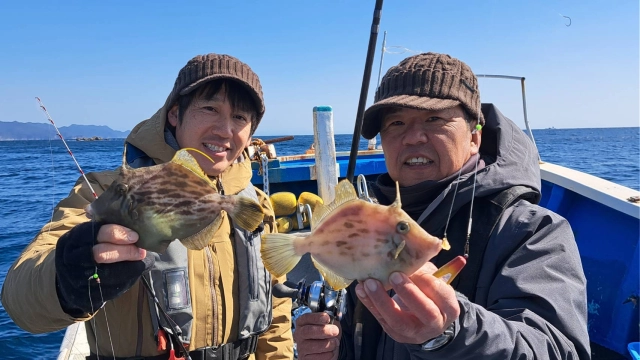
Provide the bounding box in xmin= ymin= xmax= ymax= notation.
xmin=37 ymin=97 xmax=117 ymax=358
xmin=36 ymin=97 xmax=98 ymax=199
xmin=346 ymin=0 xmax=384 ymax=183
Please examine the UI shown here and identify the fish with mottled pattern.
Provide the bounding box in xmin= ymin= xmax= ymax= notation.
xmin=85 ymin=147 xmax=264 ymax=253
xmin=260 ymin=179 xmax=450 ymax=290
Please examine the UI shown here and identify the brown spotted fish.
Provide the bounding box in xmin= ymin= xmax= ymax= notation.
xmin=260 ymin=179 xmax=450 ymax=290
xmin=85 ymin=147 xmax=264 ymax=253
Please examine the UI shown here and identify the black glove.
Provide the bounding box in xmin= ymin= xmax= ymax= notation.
xmin=55 ymin=221 xmax=155 ymax=317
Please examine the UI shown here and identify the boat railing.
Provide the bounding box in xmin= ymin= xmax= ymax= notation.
xmin=475 ymin=74 xmax=540 ymax=161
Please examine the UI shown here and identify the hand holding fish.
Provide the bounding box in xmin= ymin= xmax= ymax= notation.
xmin=92 ymin=224 xmax=146 ymax=264
xmin=354 ymin=261 xmax=460 ymax=346
xmin=293 ymin=312 xmax=341 ymax=360
xmin=55 ymin=222 xmax=155 ymax=317
xmin=86 ymin=147 xmax=264 ymax=254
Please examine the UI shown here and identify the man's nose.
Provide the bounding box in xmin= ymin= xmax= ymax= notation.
xmin=403 ymin=124 xmax=428 ymax=145
xmin=211 ymin=116 xmax=234 ymax=137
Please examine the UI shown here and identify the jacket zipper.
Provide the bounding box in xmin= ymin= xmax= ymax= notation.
xmin=205 ymin=246 xmax=218 ymax=347
xmin=247 ymin=233 xmax=259 ymax=300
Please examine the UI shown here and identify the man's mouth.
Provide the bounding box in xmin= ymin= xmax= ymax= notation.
xmin=204 ymin=143 xmax=227 ymax=153
xmin=404 ymin=157 xmax=434 ymax=166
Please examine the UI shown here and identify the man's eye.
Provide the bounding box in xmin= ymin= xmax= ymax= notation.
xmin=426 ymin=116 xmax=442 ymax=122
xmin=234 ymin=115 xmax=249 ymax=122
xmin=203 ymin=106 xmax=217 ymax=112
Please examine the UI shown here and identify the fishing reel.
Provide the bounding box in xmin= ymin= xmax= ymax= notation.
xmin=273 ymin=280 xmax=347 ymax=321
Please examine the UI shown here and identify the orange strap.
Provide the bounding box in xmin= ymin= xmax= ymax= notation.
xmin=157 ymin=328 xmax=168 ymax=352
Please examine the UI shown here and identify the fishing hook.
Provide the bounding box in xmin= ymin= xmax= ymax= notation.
xmin=560 ymin=14 xmax=571 ymax=27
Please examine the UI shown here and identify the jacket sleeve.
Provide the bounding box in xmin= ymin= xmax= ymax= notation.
xmin=406 ymin=201 xmax=590 ymax=360
xmin=254 ymin=188 xmax=294 ymax=360
xmin=1 ymin=172 xmax=113 ymax=333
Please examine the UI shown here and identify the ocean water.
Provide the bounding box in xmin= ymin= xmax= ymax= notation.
xmin=0 ymin=127 xmax=638 ymax=359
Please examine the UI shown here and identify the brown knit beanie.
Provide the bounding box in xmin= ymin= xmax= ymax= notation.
xmin=165 ymin=53 xmax=265 ymax=126
xmin=362 ymin=52 xmax=483 ymax=139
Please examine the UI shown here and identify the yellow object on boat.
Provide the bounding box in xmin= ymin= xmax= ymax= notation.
xmin=269 ymin=192 xmax=297 ymax=216
xmin=298 ymin=192 xmax=324 ymax=212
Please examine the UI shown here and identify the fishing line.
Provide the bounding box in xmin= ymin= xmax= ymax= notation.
xmin=463 ymin=155 xmax=481 ymax=258
xmin=442 ymin=166 xmax=464 ymax=245
xmin=442 ymin=123 xmax=482 ymax=256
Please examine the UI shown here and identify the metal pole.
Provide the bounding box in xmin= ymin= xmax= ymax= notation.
xmin=520 ymin=78 xmax=540 ymax=160
xmin=475 ymin=74 xmax=541 ymax=160
xmin=376 ymin=31 xmax=387 ymax=89
xmin=347 ymin=0 xmax=384 ymax=182
xmin=367 ymin=30 xmax=387 ymax=151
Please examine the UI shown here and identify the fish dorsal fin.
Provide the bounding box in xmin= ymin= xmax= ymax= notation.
xmin=121 ymin=142 xmax=133 ymax=173
xmin=392 ymin=181 xmax=402 ymax=208
xmin=171 ymin=148 xmax=216 ymax=187
xmin=311 ymin=179 xmax=359 ymax=230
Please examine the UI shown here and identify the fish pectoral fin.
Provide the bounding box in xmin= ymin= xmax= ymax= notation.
xmin=393 ymin=239 xmax=406 ymax=259
xmin=260 ymin=233 xmax=302 ymax=277
xmin=180 ymin=216 xmax=223 ymax=250
xmin=311 ymin=256 xmax=352 ymax=290
xmin=229 ymin=196 xmax=265 ymax=231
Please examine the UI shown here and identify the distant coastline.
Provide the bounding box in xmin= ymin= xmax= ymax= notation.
xmin=0 ymin=121 xmax=130 ymax=141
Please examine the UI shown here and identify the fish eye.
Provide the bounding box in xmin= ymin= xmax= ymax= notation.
xmin=396 ymin=221 xmax=410 ymax=234
xmin=116 ymin=183 xmax=128 ymax=194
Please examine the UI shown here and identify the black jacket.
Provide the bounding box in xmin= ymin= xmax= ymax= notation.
xmin=339 ymin=104 xmax=590 ymax=359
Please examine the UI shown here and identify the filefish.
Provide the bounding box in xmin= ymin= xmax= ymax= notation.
xmin=260 ymin=180 xmax=450 ymax=290
xmin=85 ymin=147 xmax=264 ymax=253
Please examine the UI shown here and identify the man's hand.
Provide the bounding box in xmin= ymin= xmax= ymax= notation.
xmin=354 ymin=262 xmax=459 ymax=345
xmin=55 ymin=221 xmax=154 ymax=317
xmin=294 ymin=312 xmax=341 ymax=360
xmin=93 ymin=224 xmax=146 ymax=263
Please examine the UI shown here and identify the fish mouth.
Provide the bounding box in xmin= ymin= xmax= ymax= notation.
xmin=403 ymin=156 xmax=434 ymax=166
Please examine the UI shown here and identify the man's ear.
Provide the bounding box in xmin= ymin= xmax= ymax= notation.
xmin=471 ymin=130 xmax=482 ymax=155
xmin=167 ymin=104 xmax=179 ymax=127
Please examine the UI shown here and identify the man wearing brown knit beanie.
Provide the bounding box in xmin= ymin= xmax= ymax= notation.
xmin=3 ymin=54 xmax=294 ymax=359
xmin=295 ymin=52 xmax=589 ymax=359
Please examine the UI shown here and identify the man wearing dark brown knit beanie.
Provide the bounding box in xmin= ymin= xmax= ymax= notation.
xmin=294 ymin=52 xmax=589 ymax=360
xmin=3 ymin=53 xmax=294 ymax=360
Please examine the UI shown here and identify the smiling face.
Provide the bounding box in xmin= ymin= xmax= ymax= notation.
xmin=379 ymin=106 xmax=481 ymax=187
xmin=168 ymin=84 xmax=254 ymax=177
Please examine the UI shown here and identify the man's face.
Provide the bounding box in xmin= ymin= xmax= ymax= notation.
xmin=168 ymin=87 xmax=253 ymax=177
xmin=379 ymin=106 xmax=481 ymax=187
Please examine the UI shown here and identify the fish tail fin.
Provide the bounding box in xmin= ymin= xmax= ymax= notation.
xmin=229 ymin=196 xmax=265 ymax=231
xmin=260 ymin=233 xmax=302 ymax=277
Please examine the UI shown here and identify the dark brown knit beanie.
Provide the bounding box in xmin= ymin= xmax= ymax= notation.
xmin=362 ymin=52 xmax=483 ymax=139
xmin=165 ymin=54 xmax=265 ymax=126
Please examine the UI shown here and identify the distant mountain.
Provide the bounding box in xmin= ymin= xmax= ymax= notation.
xmin=0 ymin=121 xmax=130 ymax=140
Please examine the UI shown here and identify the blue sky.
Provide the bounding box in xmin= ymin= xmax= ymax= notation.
xmin=0 ymin=0 xmax=637 ymax=135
